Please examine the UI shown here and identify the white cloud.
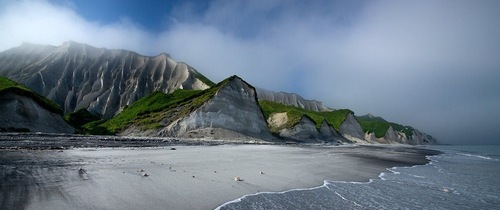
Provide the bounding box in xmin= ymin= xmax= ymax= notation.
xmin=0 ymin=0 xmax=150 ymax=54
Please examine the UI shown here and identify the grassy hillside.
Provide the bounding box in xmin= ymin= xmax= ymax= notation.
xmin=193 ymin=71 xmax=216 ymax=87
xmin=64 ymin=108 xmax=101 ymax=130
xmin=389 ymin=123 xmax=414 ymax=139
xmin=0 ymin=77 xmax=31 ymax=91
xmin=83 ymin=89 xmax=201 ymax=134
xmin=259 ymin=100 xmax=352 ymax=132
xmin=83 ymin=76 xmax=236 ymax=134
xmin=0 ymin=77 xmax=62 ymax=114
xmin=356 ymin=114 xmax=414 ymax=138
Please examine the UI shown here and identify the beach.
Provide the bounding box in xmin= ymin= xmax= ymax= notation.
xmin=0 ymin=140 xmax=438 ymax=210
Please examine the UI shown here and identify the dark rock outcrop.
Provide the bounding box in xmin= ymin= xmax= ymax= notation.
xmin=339 ymin=113 xmax=366 ymax=143
xmin=0 ymin=91 xmax=74 ymax=133
xmin=278 ymin=117 xmax=345 ymax=143
xmin=318 ymin=120 xmax=346 ymax=143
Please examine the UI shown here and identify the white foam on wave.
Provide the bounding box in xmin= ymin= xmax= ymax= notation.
xmin=379 ymin=172 xmax=387 ymax=180
xmin=387 ymin=168 xmax=401 ymax=174
xmin=378 ymin=153 xmax=440 ymax=181
xmin=216 ymin=153 xmax=442 ymax=209
xmin=459 ymin=153 xmax=497 ymax=161
xmin=214 ymin=181 xmax=328 ymax=210
xmin=333 ymin=191 xmax=363 ymax=207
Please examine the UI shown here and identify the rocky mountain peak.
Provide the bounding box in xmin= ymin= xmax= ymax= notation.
xmin=0 ymin=42 xmax=213 ymax=118
xmin=358 ymin=113 xmax=387 ymax=122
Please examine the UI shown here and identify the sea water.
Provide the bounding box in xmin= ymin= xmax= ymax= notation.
xmin=217 ymin=145 xmax=500 ymax=210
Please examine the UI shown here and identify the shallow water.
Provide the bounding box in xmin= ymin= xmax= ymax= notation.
xmin=217 ymin=145 xmax=500 ymax=210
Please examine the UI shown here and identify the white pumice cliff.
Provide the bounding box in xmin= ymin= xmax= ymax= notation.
xmin=122 ymin=76 xmax=275 ymax=141
xmin=256 ymin=88 xmax=332 ymax=112
xmin=0 ymin=41 xmax=211 ymax=118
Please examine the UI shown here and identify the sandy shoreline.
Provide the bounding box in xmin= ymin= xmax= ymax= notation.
xmin=0 ymin=143 xmax=439 ymax=210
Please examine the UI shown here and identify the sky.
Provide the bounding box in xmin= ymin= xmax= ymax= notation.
xmin=0 ymin=0 xmax=499 ymax=144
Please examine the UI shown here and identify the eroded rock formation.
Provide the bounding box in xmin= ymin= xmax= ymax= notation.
xmin=256 ymin=88 xmax=332 ymax=112
xmin=0 ymin=41 xmax=212 ymax=118
xmin=122 ymin=76 xmax=275 ymax=141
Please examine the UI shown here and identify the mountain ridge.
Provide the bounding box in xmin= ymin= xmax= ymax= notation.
xmin=0 ymin=41 xmax=213 ymax=118
xmin=256 ymin=88 xmax=333 ymax=112
xmin=0 ymin=41 xmax=437 ymax=145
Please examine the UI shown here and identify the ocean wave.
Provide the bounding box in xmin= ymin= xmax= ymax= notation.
xmin=458 ymin=153 xmax=497 ymax=161
xmin=214 ymin=182 xmax=327 ymax=210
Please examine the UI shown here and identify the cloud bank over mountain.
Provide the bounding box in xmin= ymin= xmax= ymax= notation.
xmin=1 ymin=0 xmax=499 ymax=144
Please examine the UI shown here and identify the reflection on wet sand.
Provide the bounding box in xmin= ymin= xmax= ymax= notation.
xmin=0 ymin=150 xmax=88 ymax=209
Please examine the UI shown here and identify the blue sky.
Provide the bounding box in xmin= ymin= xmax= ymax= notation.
xmin=50 ymin=0 xmax=210 ymax=33
xmin=1 ymin=0 xmax=500 ymax=144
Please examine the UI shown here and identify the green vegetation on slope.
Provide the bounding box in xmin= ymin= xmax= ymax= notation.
xmin=356 ymin=114 xmax=414 ymax=138
xmin=0 ymin=77 xmax=30 ymax=91
xmin=193 ymin=71 xmax=216 ymax=87
xmin=0 ymin=77 xmax=62 ymax=114
xmin=356 ymin=115 xmax=390 ymax=138
xmin=321 ymin=110 xmax=355 ymax=130
xmin=259 ymin=100 xmax=352 ymax=132
xmin=83 ymin=76 xmax=237 ymax=134
xmin=64 ymin=108 xmax=101 ymax=130
xmin=83 ymin=89 xmax=202 ymax=134
xmin=259 ymin=100 xmax=304 ymax=132
xmin=389 ymin=123 xmax=414 ymax=139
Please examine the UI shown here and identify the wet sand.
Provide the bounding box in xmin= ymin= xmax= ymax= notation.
xmin=0 ymin=143 xmax=439 ymax=210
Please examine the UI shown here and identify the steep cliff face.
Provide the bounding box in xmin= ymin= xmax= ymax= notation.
xmin=0 ymin=91 xmax=74 ymax=133
xmin=319 ymin=120 xmax=346 ymax=142
xmin=0 ymin=41 xmax=212 ymax=118
xmin=256 ymin=88 xmax=332 ymax=112
xmin=410 ymin=129 xmax=437 ymax=145
xmin=365 ymin=126 xmax=404 ymax=144
xmin=269 ymin=114 xmax=345 ymax=143
xmin=363 ymin=127 xmax=436 ymax=145
xmin=356 ymin=114 xmax=437 ymax=145
xmin=122 ymin=76 xmax=274 ymax=141
xmin=339 ymin=113 xmax=367 ymax=143
xmin=278 ymin=116 xmax=321 ymax=142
